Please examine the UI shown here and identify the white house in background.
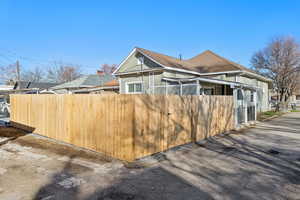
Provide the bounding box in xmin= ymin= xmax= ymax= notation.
xmin=0 ymin=85 xmax=13 ymax=92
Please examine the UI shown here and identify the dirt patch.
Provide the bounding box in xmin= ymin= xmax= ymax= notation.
xmin=14 ymin=135 xmax=113 ymax=163
xmin=0 ymin=127 xmax=27 ymax=138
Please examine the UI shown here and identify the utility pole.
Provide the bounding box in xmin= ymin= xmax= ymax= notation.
xmin=16 ymin=60 xmax=20 ymax=81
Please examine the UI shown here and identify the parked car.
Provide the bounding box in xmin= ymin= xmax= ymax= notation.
xmin=0 ymin=96 xmax=10 ymax=117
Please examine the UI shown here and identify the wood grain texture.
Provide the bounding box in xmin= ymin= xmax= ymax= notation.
xmin=10 ymin=94 xmax=234 ymax=161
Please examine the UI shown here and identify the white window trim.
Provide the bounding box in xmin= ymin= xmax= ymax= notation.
xmin=126 ymin=81 xmax=143 ymax=94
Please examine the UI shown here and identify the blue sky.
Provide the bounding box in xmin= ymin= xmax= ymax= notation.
xmin=0 ymin=0 xmax=300 ymax=74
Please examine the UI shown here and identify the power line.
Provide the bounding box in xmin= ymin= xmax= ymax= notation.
xmin=0 ymin=48 xmax=102 ymax=73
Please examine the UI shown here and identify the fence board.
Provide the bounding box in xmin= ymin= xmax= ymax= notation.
xmin=10 ymin=94 xmax=234 ymax=161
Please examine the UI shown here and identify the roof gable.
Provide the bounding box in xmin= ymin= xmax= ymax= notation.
xmin=114 ymin=47 xmax=271 ymax=82
xmin=188 ymin=50 xmax=256 ymax=74
xmin=188 ymin=50 xmax=234 ymax=67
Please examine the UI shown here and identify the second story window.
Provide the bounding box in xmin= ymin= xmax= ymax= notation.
xmin=137 ymin=57 xmax=144 ymax=65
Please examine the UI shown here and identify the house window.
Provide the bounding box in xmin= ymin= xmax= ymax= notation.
xmin=237 ymin=89 xmax=243 ymax=100
xmin=203 ymin=88 xmax=214 ymax=95
xmin=137 ymin=57 xmax=144 ymax=65
xmin=126 ymin=82 xmax=143 ymax=93
xmin=250 ymin=91 xmax=254 ymax=102
xmin=296 ymin=95 xmax=300 ymax=100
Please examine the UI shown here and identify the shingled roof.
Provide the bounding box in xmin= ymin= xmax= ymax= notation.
xmin=136 ymin=47 xmax=256 ymax=74
xmin=14 ymin=81 xmax=58 ymax=90
xmin=51 ymin=74 xmax=115 ymax=90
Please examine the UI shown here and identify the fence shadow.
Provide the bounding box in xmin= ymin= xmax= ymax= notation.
xmin=158 ymin=132 xmax=300 ymax=199
xmin=83 ymin=166 xmax=214 ymax=200
xmin=33 ymin=156 xmax=82 ymax=200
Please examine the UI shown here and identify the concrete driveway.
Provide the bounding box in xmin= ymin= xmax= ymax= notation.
xmin=0 ymin=112 xmax=299 ymax=200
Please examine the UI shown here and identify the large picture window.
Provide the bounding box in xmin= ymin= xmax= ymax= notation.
xmin=126 ymin=82 xmax=143 ymax=93
xmin=296 ymin=95 xmax=300 ymax=100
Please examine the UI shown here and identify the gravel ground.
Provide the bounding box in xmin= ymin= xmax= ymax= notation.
xmin=0 ymin=112 xmax=299 ymax=200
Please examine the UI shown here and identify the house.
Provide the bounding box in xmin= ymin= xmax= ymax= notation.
xmin=72 ymin=79 xmax=119 ymax=94
xmin=291 ymin=89 xmax=300 ymax=107
xmin=49 ymin=72 xmax=115 ymax=94
xmin=0 ymin=85 xmax=14 ymax=92
xmin=113 ymin=47 xmax=272 ymax=125
xmin=13 ymin=81 xmax=58 ymax=93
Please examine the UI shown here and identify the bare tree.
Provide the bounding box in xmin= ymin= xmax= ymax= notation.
xmin=0 ymin=61 xmax=20 ymax=84
xmin=46 ymin=61 xmax=82 ymax=83
xmin=22 ymin=67 xmax=45 ymax=82
xmin=100 ymin=64 xmax=117 ymax=75
xmin=251 ymin=36 xmax=300 ymax=111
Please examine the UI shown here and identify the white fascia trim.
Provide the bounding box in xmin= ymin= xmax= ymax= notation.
xmin=162 ymin=77 xmax=259 ymax=91
xmin=112 ymin=48 xmax=137 ymax=75
xmin=114 ymin=68 xmax=163 ymax=75
xmin=201 ymin=70 xmax=243 ymax=75
xmin=163 ymin=77 xmax=240 ymax=87
xmin=163 ymin=67 xmax=202 ymax=75
xmin=73 ymin=86 xmax=119 ymax=93
xmin=242 ymin=71 xmax=272 ymax=82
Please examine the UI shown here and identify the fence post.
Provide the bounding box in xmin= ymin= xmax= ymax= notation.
xmin=243 ymin=89 xmax=248 ymax=124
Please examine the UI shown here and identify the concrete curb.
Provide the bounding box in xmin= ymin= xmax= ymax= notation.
xmin=261 ymin=115 xmax=279 ymax=122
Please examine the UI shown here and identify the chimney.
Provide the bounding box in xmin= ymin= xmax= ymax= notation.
xmin=97 ymin=70 xmax=105 ymax=76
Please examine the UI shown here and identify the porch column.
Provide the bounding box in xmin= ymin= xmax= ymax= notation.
xmin=165 ymin=81 xmax=167 ymax=95
xmin=196 ymin=80 xmax=201 ymax=95
xmin=243 ymin=89 xmax=248 ymax=124
xmin=254 ymin=91 xmax=257 ymax=121
xmin=180 ymin=81 xmax=183 ymax=96
xmin=233 ymin=87 xmax=238 ymax=128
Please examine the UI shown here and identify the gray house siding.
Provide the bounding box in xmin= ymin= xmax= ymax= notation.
xmin=118 ymin=52 xmax=162 ymax=73
xmin=238 ymin=76 xmax=269 ymax=112
xmin=118 ymin=55 xmax=196 ymax=94
xmin=119 ymin=72 xmax=164 ymax=94
xmin=205 ymin=74 xmax=270 ymax=112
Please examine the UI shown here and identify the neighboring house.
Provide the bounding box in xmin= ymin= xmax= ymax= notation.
xmin=73 ymin=79 xmax=119 ymax=94
xmin=291 ymin=89 xmax=300 ymax=107
xmin=113 ymin=47 xmax=272 ymax=124
xmin=50 ymin=73 xmax=115 ymax=94
xmin=13 ymin=81 xmax=58 ymax=93
xmin=0 ymin=85 xmax=14 ymax=92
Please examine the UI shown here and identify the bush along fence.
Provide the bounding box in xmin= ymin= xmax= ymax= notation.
xmin=10 ymin=94 xmax=235 ymax=161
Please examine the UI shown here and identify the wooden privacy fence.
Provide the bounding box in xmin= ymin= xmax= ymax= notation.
xmin=10 ymin=94 xmax=235 ymax=161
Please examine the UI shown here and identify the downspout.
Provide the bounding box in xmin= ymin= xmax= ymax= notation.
xmin=140 ymin=58 xmax=144 ymax=93
xmin=180 ymin=81 xmax=183 ymax=96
